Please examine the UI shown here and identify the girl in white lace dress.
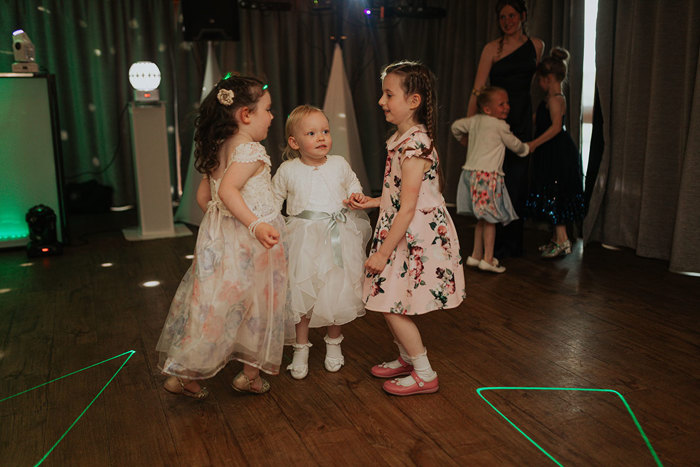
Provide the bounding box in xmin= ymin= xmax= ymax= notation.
xmin=272 ymin=105 xmax=371 ymax=379
xmin=156 ymin=75 xmax=295 ymax=398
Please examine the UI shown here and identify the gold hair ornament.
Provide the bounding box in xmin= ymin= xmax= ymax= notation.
xmin=217 ymin=88 xmax=235 ymax=106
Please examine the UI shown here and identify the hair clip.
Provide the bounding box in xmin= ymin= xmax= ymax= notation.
xmin=217 ymin=88 xmax=235 ymax=106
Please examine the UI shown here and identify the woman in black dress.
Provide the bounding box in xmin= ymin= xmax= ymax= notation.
xmin=465 ymin=0 xmax=544 ymax=258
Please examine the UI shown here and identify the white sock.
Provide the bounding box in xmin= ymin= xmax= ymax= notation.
xmin=287 ymin=342 xmax=312 ymax=373
xmin=324 ymin=334 xmax=344 ymax=361
xmin=395 ymin=341 xmax=412 ymax=364
xmin=395 ymin=348 xmax=436 ymax=385
xmin=382 ymin=341 xmax=412 ymax=369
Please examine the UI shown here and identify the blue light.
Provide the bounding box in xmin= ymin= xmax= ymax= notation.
xmin=13 ymin=29 xmax=25 ymax=36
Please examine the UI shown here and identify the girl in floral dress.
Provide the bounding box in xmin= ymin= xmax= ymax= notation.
xmin=156 ymin=74 xmax=295 ymax=398
xmin=348 ymin=61 xmax=466 ymax=396
xmin=451 ymin=86 xmax=531 ymax=273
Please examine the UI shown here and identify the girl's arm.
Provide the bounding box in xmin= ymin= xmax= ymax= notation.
xmin=270 ymin=166 xmax=287 ymax=214
xmin=532 ymin=37 xmax=546 ymax=63
xmin=341 ymin=160 xmax=368 ymax=207
xmin=466 ymin=42 xmax=496 ymax=117
xmin=451 ymin=117 xmax=471 ymax=146
xmin=343 ymin=160 xmax=364 ymax=196
xmin=500 ymin=123 xmax=530 ymax=157
xmin=218 ymin=161 xmax=280 ymax=249
xmin=365 ymin=156 xmax=428 ymax=274
xmin=196 ymin=176 xmax=212 ymax=213
xmin=528 ymin=96 xmax=565 ymax=152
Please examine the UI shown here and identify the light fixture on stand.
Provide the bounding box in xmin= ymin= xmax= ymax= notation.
xmin=26 ymin=204 xmax=62 ymax=257
xmin=128 ymin=61 xmax=161 ymax=103
xmin=123 ymin=61 xmax=191 ymax=241
xmin=12 ymin=29 xmax=39 ymax=73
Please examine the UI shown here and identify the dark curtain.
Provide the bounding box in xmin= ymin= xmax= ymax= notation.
xmin=584 ymin=0 xmax=700 ymax=273
xmin=0 ymin=0 xmax=202 ymax=205
xmin=211 ymin=0 xmax=583 ymax=201
xmin=1 ymin=0 xmax=581 ymax=205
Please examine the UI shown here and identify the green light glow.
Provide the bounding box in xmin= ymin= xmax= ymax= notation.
xmin=476 ymin=386 xmax=662 ymax=467
xmin=0 ymin=77 xmax=63 ymax=245
xmin=262 ymin=84 xmax=269 ymax=90
xmin=1 ymin=350 xmax=136 ymax=466
xmin=223 ymin=72 xmax=232 ymax=80
xmin=0 ymin=231 xmax=29 ymax=240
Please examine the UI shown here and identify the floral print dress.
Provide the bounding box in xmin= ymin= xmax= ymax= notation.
xmin=363 ymin=125 xmax=466 ymax=315
xmin=156 ymin=142 xmax=295 ymax=378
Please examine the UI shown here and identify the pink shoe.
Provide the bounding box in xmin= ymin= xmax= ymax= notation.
xmin=370 ymin=356 xmax=414 ymax=378
xmin=383 ymin=371 xmax=439 ymax=396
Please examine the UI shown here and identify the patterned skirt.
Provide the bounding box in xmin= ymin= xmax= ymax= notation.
xmin=363 ymin=205 xmax=466 ymax=315
xmin=156 ymin=211 xmax=295 ymax=378
xmin=456 ymin=169 xmax=518 ymax=225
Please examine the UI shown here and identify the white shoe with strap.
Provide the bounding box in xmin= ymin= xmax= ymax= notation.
xmin=287 ymin=342 xmax=312 ymax=380
xmin=324 ymin=334 xmax=345 ymax=372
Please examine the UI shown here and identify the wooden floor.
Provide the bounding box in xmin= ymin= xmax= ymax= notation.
xmin=1 ymin=211 xmax=698 ymax=466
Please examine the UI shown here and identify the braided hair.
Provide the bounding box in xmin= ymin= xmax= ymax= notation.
xmin=380 ymin=60 xmax=443 ymax=190
xmin=194 ymin=74 xmax=267 ymax=176
xmin=380 ymin=60 xmax=438 ymax=149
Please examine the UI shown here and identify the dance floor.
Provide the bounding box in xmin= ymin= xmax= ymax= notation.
xmin=1 ymin=211 xmax=698 ymax=466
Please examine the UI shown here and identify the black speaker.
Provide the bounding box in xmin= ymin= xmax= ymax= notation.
xmin=182 ymin=0 xmax=240 ymax=41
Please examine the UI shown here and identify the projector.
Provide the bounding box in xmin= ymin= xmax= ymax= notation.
xmin=12 ymin=29 xmax=39 ymax=73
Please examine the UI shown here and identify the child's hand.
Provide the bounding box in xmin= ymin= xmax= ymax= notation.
xmin=255 ymin=223 xmax=280 ymax=249
xmin=344 ymin=192 xmax=368 ymax=209
xmin=365 ymin=251 xmax=389 ymax=275
xmin=347 ymin=194 xmax=380 ymax=210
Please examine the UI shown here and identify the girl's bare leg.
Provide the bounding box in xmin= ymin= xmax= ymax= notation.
xmin=472 ymin=219 xmax=485 ymax=260
xmin=384 ymin=313 xmax=424 ymax=356
xmin=554 ymin=224 xmax=568 ymax=243
xmin=483 ymin=221 xmax=496 ymax=263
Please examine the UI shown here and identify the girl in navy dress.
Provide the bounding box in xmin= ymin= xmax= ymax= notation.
xmin=526 ymin=47 xmax=585 ymax=258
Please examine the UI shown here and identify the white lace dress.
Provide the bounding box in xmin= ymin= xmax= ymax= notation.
xmin=157 ymin=142 xmax=295 ymax=377
xmin=272 ymin=156 xmax=371 ymax=327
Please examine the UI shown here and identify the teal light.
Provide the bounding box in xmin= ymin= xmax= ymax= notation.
xmin=1 ymin=350 xmax=136 ymax=466
xmin=262 ymin=84 xmax=269 ymax=90
xmin=477 ymin=386 xmax=662 ymax=466
xmin=0 ymin=230 xmax=29 ymax=240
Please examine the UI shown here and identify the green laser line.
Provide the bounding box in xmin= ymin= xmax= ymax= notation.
xmin=1 ymin=350 xmax=136 ymax=466
xmin=476 ymin=386 xmax=662 ymax=467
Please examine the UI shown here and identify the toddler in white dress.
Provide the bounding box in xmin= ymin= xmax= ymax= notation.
xmin=272 ymin=105 xmax=371 ymax=379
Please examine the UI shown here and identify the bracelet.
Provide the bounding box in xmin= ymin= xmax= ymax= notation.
xmin=471 ymin=87 xmax=481 ymax=97
xmin=248 ymin=218 xmax=263 ymax=237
